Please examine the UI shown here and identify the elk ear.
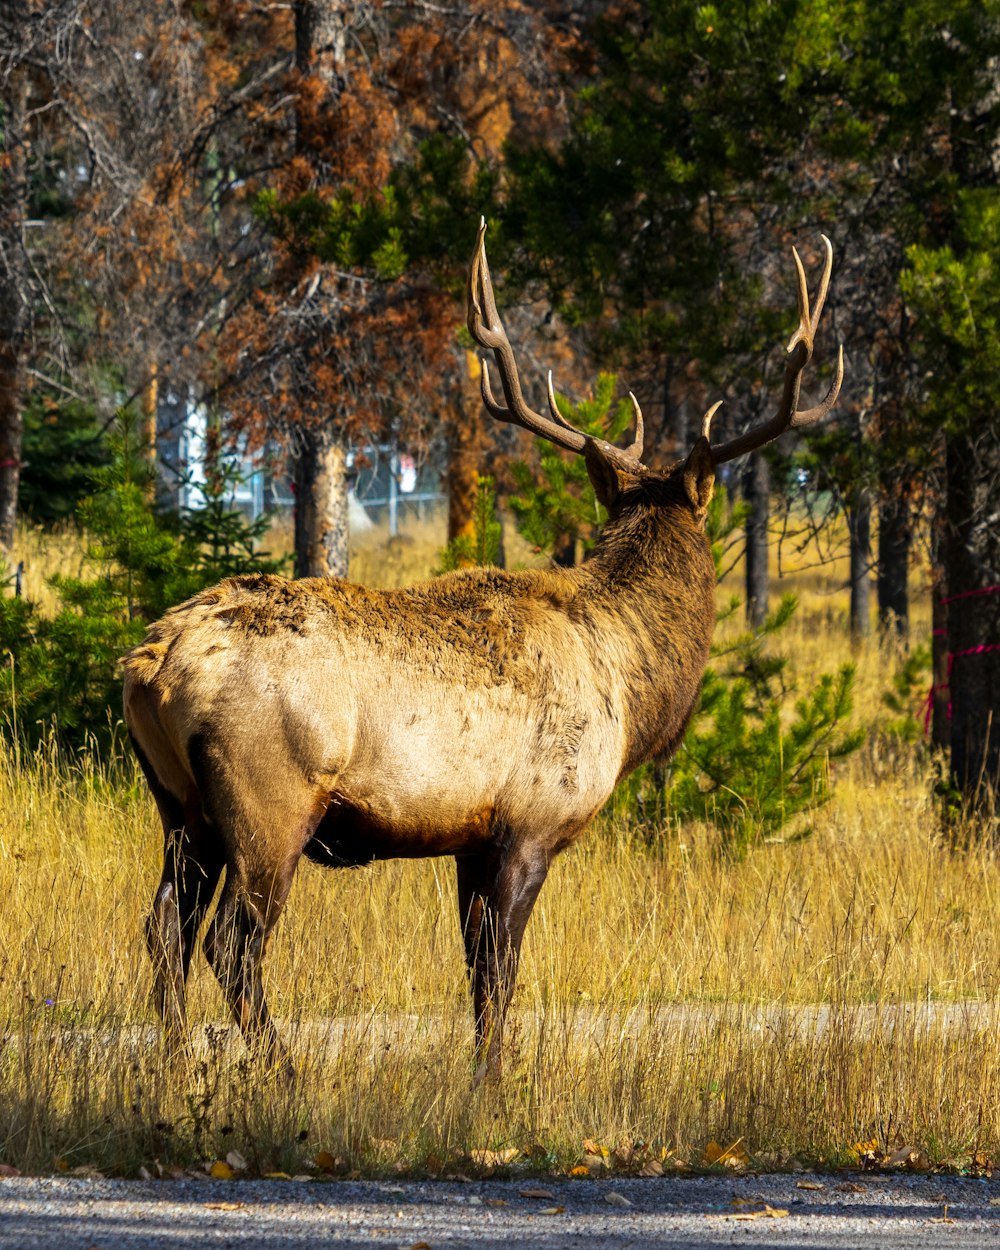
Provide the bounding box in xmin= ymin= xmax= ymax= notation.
xmin=583 ymin=439 xmax=624 ymax=510
xmin=683 ymin=436 xmax=715 ymax=518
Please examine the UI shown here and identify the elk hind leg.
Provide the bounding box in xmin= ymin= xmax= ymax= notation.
xmin=202 ymin=853 xmax=298 ymax=1080
xmin=143 ymin=780 xmax=223 ymax=1058
xmin=456 ymin=843 xmax=549 ymax=1082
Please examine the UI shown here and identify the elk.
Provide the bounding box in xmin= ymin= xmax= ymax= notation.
xmin=123 ymin=220 xmax=842 ymax=1080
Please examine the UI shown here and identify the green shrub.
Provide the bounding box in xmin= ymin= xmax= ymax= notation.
xmin=0 ymin=415 xmax=285 ymax=748
xmin=509 ymin=373 xmax=635 ymax=562
xmin=435 ymin=475 xmax=502 ymax=572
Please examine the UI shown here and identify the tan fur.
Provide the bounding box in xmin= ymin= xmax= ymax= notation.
xmin=125 ymin=463 xmax=719 ymax=1076
xmin=125 ymin=484 xmax=714 ymax=860
xmin=125 ymin=440 xmax=717 ymax=1077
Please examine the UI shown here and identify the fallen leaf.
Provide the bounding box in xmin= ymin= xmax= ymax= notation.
xmin=604 ymin=1191 xmax=632 ymax=1207
xmin=852 ymin=1137 xmax=881 ymax=1168
xmin=470 ymin=1147 xmax=519 ymax=1168
xmin=407 ymin=1242 xmax=433 ymax=1250
xmin=886 ymin=1145 xmax=929 ymax=1170
xmin=703 ymin=1139 xmax=749 ymax=1168
xmin=208 ymin=1161 xmax=235 ymax=1180
xmin=582 ymin=1139 xmax=606 ymax=1157
xmin=989 ymin=1197 xmax=1000 ymax=1206
xmin=263 ymin=1172 xmax=292 ymax=1180
xmin=539 ymin=1206 xmax=566 ymax=1215
xmin=520 ymin=1187 xmax=555 ymax=1199
xmin=639 ymin=1159 xmax=664 ymax=1178
xmin=0 ymin=1163 xmax=21 ymax=1178
xmin=225 ymin=1150 xmax=248 ymax=1172
xmin=137 ymin=1166 xmax=152 ymax=1181
xmin=736 ymin=1205 xmax=789 ymax=1221
xmin=68 ymin=1165 xmax=106 ymax=1179
xmin=569 ymin=1166 xmax=590 ymax=1178
xmin=484 ymin=1198 xmax=509 ymax=1207
xmin=796 ymin=1180 xmax=824 ymax=1190
xmin=203 ymin=1201 xmax=245 ymax=1210
xmin=835 ymin=1182 xmax=866 ymax=1193
xmin=711 ymin=1203 xmax=788 ymax=1221
xmin=582 ymin=1152 xmax=608 ymax=1174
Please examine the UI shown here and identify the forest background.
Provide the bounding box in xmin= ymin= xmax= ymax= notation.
xmin=1 ymin=0 xmax=1000 ymax=1179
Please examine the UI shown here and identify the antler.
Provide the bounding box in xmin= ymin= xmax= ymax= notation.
xmin=467 ymin=218 xmax=648 ymax=476
xmin=704 ymin=237 xmax=844 ymax=465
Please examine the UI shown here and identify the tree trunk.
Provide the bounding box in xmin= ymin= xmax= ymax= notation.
xmin=551 ymin=531 xmax=576 ymax=568
xmin=446 ymin=351 xmax=488 ymax=547
xmin=293 ymin=429 xmax=350 ymax=579
xmin=945 ymin=425 xmax=1000 ymax=814
xmin=142 ymin=363 xmax=159 ymax=502
xmin=743 ymin=452 xmax=770 ymax=629
xmin=876 ymin=489 xmax=910 ymax=639
xmin=290 ymin=1 xmax=349 ymax=580
xmin=294 ymin=0 xmax=346 ymax=80
xmin=930 ymin=508 xmax=950 ymax=751
xmin=0 ymin=65 xmax=29 ymax=550
xmin=848 ymin=490 xmax=872 ymax=641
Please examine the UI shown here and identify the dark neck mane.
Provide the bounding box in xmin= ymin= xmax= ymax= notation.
xmin=579 ymin=492 xmax=717 ymax=773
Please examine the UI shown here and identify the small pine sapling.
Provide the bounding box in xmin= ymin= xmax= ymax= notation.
xmin=509 ymin=374 xmax=634 ymax=564
xmin=435 ymin=475 xmax=502 ymax=572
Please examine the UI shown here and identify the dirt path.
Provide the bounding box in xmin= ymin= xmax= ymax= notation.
xmin=2 ymin=1171 xmax=998 ymax=1249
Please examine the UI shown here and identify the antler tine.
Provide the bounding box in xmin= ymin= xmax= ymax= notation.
xmin=702 ymin=400 xmax=724 ymax=440
xmin=627 ymin=392 xmax=644 ymax=460
xmin=809 ymin=235 xmax=833 ymax=337
xmin=467 ymin=219 xmax=650 ymax=475
xmin=467 ymin=218 xmax=585 ymax=455
xmin=792 ymin=343 xmax=844 ymax=427
xmin=546 ymin=371 xmax=583 ymax=432
xmin=705 ymin=237 xmax=844 ymax=466
xmin=786 ymin=246 xmax=812 ymax=355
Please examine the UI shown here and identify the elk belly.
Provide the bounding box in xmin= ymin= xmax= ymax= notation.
xmin=303 ymin=700 xmax=507 ymax=860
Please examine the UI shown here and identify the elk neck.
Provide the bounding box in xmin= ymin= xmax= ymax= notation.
xmin=576 ymin=486 xmax=717 ymax=776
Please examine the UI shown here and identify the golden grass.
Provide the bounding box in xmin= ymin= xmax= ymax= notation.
xmin=1 ymin=511 xmax=997 ymax=1178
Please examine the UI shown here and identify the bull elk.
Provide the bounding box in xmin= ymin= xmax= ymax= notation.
xmin=124 ymin=220 xmax=842 ymax=1080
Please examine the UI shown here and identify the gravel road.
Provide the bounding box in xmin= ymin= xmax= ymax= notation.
xmin=2 ymin=1171 xmax=998 ymax=1249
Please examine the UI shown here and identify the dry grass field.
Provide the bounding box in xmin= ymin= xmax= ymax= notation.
xmin=0 ymin=509 xmax=997 ymax=1179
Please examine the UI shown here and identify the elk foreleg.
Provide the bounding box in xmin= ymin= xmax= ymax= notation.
xmin=455 ymin=843 xmax=549 ymax=1082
